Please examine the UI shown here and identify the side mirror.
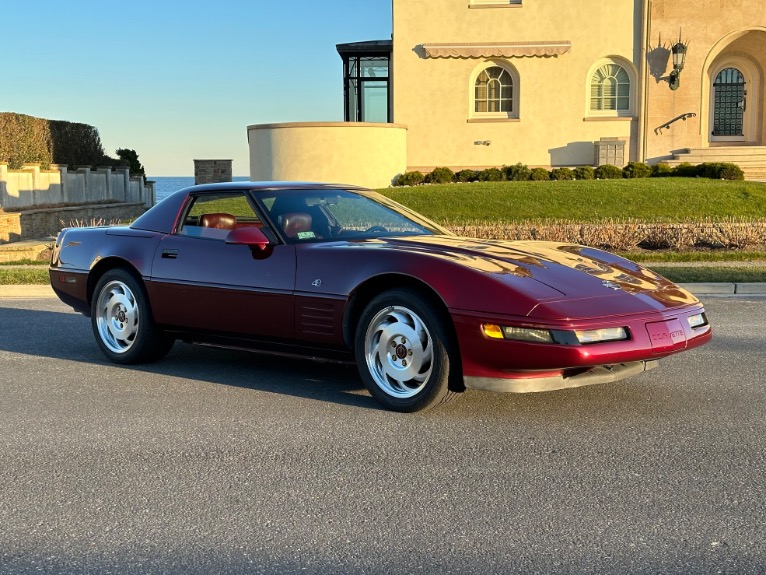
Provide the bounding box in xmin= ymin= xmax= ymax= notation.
xmin=225 ymin=226 xmax=270 ymax=251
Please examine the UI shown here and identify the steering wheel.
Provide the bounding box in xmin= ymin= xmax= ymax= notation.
xmin=365 ymin=225 xmax=388 ymax=233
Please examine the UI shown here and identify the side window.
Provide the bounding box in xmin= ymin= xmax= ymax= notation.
xmin=178 ymin=193 xmax=262 ymax=240
xmin=589 ymin=60 xmax=632 ymax=115
xmin=471 ymin=63 xmax=519 ymax=119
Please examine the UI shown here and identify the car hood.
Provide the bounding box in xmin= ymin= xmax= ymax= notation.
xmin=377 ymin=235 xmax=699 ymax=318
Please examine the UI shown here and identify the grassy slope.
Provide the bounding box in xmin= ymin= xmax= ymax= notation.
xmin=384 ymin=179 xmax=766 ymax=283
xmin=381 ymin=179 xmax=766 ymax=224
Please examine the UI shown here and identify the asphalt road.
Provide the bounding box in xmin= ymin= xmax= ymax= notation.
xmin=1 ymin=297 xmax=764 ymax=575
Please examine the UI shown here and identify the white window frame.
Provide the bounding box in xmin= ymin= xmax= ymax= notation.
xmin=586 ymin=58 xmax=636 ymax=118
xmin=469 ymin=61 xmax=520 ymax=120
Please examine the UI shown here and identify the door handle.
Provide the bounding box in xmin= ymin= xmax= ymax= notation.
xmin=161 ymin=249 xmax=179 ymax=259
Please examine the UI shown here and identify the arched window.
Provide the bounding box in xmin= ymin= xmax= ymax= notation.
xmin=590 ymin=63 xmax=631 ymax=112
xmin=475 ymin=66 xmax=514 ymax=114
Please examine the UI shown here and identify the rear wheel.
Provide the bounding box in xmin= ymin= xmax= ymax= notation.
xmin=355 ymin=288 xmax=459 ymax=412
xmin=91 ymin=269 xmax=174 ymax=364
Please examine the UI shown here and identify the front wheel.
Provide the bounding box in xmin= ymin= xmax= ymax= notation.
xmin=355 ymin=288 xmax=459 ymax=412
xmin=91 ymin=269 xmax=174 ymax=364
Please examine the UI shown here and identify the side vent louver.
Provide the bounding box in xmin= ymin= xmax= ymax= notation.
xmin=299 ymin=302 xmax=336 ymax=337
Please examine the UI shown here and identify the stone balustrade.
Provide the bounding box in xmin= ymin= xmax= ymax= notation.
xmin=0 ymin=163 xmax=155 ymax=211
xmin=0 ymin=162 xmax=155 ymax=243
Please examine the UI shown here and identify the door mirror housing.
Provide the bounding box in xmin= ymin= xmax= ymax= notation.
xmin=226 ymin=226 xmax=270 ymax=250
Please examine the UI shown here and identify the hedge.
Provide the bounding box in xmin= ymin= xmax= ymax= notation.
xmin=0 ymin=112 xmax=114 ymax=169
xmin=393 ymin=160 xmax=747 ymax=186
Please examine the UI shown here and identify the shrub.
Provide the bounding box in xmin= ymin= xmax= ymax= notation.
xmin=573 ymin=166 xmax=595 ymax=180
xmin=700 ymin=162 xmax=744 ymax=180
xmin=651 ymin=162 xmax=673 ymax=177
xmin=529 ymin=167 xmax=551 ymax=181
xmin=622 ymin=161 xmax=652 ymax=179
xmin=394 ymin=170 xmax=425 ymax=186
xmin=718 ymin=162 xmax=745 ymax=181
xmin=478 ymin=167 xmax=504 ymax=182
xmin=550 ymin=167 xmax=575 ymax=181
xmin=594 ymin=164 xmax=623 ymax=179
xmin=424 ymin=166 xmax=455 ymax=184
xmin=503 ymin=162 xmax=531 ymax=181
xmin=673 ymin=162 xmax=700 ymax=178
xmin=455 ymin=169 xmax=479 ymax=182
xmin=701 ymin=162 xmax=724 ymax=179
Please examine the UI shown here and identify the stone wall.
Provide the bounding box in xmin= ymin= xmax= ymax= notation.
xmin=194 ymin=159 xmax=232 ymax=185
xmin=0 ymin=203 xmax=147 ymax=244
xmin=0 ymin=163 xmax=155 ymax=211
xmin=0 ymin=162 xmax=155 ymax=243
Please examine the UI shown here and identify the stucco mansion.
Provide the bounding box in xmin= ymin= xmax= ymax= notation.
xmin=248 ymin=0 xmax=766 ymax=188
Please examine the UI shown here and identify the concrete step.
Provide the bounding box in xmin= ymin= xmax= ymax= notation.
xmin=665 ymin=146 xmax=766 ymax=180
xmin=660 ymin=163 xmax=766 ymax=179
xmin=678 ymin=145 xmax=765 ymax=156
xmin=666 ymin=158 xmax=766 ymax=166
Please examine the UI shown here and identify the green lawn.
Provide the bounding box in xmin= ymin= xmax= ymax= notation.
xmin=0 ymin=268 xmax=49 ymax=285
xmin=0 ymin=259 xmax=47 ymax=266
xmin=651 ymin=266 xmax=766 ymax=283
xmin=623 ymin=250 xmax=766 ymax=263
xmin=381 ymin=178 xmax=766 ymax=224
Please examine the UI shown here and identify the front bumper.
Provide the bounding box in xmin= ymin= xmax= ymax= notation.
xmin=464 ymin=360 xmax=658 ymax=393
xmin=452 ymin=303 xmax=711 ymax=390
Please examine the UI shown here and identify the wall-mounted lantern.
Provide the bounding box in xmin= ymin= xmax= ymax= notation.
xmin=668 ymin=38 xmax=688 ymax=91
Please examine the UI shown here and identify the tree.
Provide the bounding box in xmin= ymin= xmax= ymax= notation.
xmin=115 ymin=148 xmax=146 ymax=177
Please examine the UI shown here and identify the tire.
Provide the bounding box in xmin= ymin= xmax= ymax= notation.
xmin=355 ymin=288 xmax=459 ymax=412
xmin=91 ymin=269 xmax=174 ymax=364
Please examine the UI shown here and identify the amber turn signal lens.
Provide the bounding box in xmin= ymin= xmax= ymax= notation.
xmin=482 ymin=324 xmax=505 ymax=339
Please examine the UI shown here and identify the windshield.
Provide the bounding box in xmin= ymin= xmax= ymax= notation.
xmin=256 ymin=188 xmax=450 ymax=243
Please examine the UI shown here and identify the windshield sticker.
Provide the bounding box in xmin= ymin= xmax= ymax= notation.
xmin=297 ymin=231 xmax=316 ymax=240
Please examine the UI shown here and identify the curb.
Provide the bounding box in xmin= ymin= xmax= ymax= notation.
xmin=1 ymin=284 xmax=765 ymax=300
xmin=679 ymin=282 xmax=766 ymax=296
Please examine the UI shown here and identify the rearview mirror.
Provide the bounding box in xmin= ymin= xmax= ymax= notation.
xmin=225 ymin=226 xmax=270 ymax=250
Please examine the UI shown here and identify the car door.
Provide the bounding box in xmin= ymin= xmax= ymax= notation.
xmin=147 ymin=191 xmax=296 ymax=340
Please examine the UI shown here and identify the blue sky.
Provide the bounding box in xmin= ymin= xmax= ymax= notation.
xmin=1 ymin=1 xmax=391 ymax=177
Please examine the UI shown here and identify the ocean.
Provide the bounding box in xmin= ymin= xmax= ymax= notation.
xmin=151 ymin=176 xmax=250 ymax=203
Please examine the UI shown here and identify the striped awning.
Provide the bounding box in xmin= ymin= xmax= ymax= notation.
xmin=422 ymin=41 xmax=572 ymax=59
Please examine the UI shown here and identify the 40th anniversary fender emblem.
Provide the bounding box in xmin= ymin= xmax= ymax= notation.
xmin=602 ymin=280 xmax=622 ymax=290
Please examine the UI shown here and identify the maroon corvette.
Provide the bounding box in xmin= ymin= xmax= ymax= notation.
xmin=50 ymin=181 xmax=712 ymax=411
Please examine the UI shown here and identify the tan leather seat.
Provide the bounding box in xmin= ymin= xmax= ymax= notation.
xmin=200 ymin=212 xmax=236 ymax=230
xmin=281 ymin=212 xmax=313 ymax=238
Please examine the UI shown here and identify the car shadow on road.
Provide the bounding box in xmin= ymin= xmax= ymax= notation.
xmin=0 ymin=304 xmax=383 ymax=411
xmin=1 ymin=303 xmax=744 ymax=419
xmin=145 ymin=342 xmax=382 ymax=410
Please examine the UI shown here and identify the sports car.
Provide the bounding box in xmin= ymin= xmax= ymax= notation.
xmin=50 ymin=181 xmax=712 ymax=412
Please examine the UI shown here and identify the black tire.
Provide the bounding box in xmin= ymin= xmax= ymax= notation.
xmin=354 ymin=288 xmax=459 ymax=412
xmin=90 ymin=269 xmax=174 ymax=364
